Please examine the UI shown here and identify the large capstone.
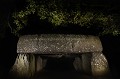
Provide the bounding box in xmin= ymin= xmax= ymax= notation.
xmin=17 ymin=34 xmax=103 ymax=54
xmin=17 ymin=35 xmax=38 ymax=53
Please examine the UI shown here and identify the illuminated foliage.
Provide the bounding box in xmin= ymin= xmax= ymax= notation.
xmin=49 ymin=11 xmax=66 ymax=26
xmin=12 ymin=0 xmax=120 ymax=36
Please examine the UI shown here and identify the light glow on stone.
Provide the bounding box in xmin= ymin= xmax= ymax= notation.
xmin=91 ymin=53 xmax=109 ymax=76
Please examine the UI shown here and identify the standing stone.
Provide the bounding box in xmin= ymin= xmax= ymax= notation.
xmin=42 ymin=59 xmax=47 ymax=68
xmin=10 ymin=54 xmax=30 ymax=78
xmin=91 ymin=52 xmax=109 ymax=76
xmin=73 ymin=56 xmax=82 ymax=71
xmin=29 ymin=54 xmax=35 ymax=77
xmin=36 ymin=56 xmax=43 ymax=72
xmin=82 ymin=53 xmax=92 ymax=74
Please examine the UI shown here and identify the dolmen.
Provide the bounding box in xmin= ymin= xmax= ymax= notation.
xmin=10 ymin=34 xmax=109 ymax=77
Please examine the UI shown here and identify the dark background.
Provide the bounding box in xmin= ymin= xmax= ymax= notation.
xmin=0 ymin=0 xmax=120 ymax=79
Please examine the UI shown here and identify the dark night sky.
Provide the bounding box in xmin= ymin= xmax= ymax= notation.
xmin=1 ymin=0 xmax=120 ymax=18
xmin=0 ymin=0 xmax=120 ymax=10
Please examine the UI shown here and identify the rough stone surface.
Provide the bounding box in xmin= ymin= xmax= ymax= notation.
xmin=10 ymin=54 xmax=35 ymax=78
xmin=91 ymin=52 xmax=109 ymax=76
xmin=73 ymin=57 xmax=82 ymax=71
xmin=82 ymin=53 xmax=92 ymax=74
xmin=17 ymin=34 xmax=103 ymax=54
xmin=17 ymin=35 xmax=38 ymax=53
xmin=36 ymin=56 xmax=43 ymax=72
xmin=10 ymin=54 xmax=30 ymax=77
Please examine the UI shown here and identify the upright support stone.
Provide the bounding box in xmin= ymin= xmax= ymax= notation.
xmin=10 ymin=54 xmax=30 ymax=78
xmin=91 ymin=52 xmax=109 ymax=76
xmin=73 ymin=56 xmax=82 ymax=71
xmin=29 ymin=54 xmax=35 ymax=77
xmin=82 ymin=53 xmax=92 ymax=74
xmin=36 ymin=56 xmax=43 ymax=72
xmin=42 ymin=59 xmax=47 ymax=68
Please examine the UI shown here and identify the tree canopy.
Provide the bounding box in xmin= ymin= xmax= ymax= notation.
xmin=10 ymin=0 xmax=120 ymax=36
